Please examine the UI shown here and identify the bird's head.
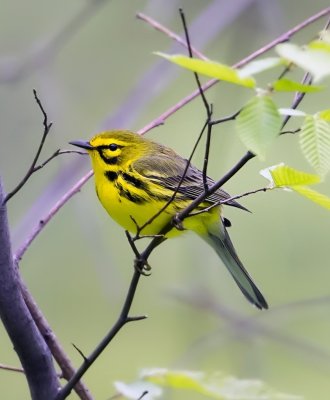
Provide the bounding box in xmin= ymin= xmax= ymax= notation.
xmin=70 ymin=130 xmax=150 ymax=173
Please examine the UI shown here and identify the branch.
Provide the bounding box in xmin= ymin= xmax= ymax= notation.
xmin=0 ymin=0 xmax=110 ymax=84
xmin=0 ymin=179 xmax=60 ymax=399
xmin=14 ymin=170 xmax=93 ymax=262
xmin=174 ymin=151 xmax=255 ymax=225
xmin=189 ymin=187 xmax=269 ymax=217
xmin=136 ymin=12 xmax=208 ymax=60
xmin=56 ymin=231 xmax=166 ymax=399
xmin=139 ymin=6 xmax=330 ymax=134
xmin=4 ymin=90 xmax=53 ymax=204
xmin=0 ymin=363 xmax=25 ymax=374
xmin=172 ymin=288 xmax=330 ymax=365
xmin=55 ymin=268 xmax=146 ymax=400
xmin=19 ymin=277 xmax=93 ymax=400
xmin=173 ymin=13 xmax=330 ymax=224
xmin=15 ymin=8 xmax=330 ymax=261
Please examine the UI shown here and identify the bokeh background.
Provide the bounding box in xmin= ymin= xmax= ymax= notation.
xmin=1 ymin=0 xmax=330 ymax=399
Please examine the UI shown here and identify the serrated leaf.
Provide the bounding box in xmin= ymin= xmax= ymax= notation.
xmin=272 ymin=78 xmax=323 ymax=92
xmin=278 ymin=108 xmax=307 ymax=117
xmin=292 ymin=186 xmax=330 ymax=210
xmin=300 ymin=115 xmax=330 ymax=177
xmin=236 ymin=94 xmax=281 ymax=160
xmin=269 ymin=165 xmax=321 ymax=187
xmin=318 ymin=109 xmax=330 ymax=121
xmin=276 ymin=43 xmax=330 ymax=82
xmin=238 ymin=57 xmax=283 ymax=77
xmin=155 ymin=52 xmax=255 ymax=88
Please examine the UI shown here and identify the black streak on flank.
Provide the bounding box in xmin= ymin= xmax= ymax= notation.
xmin=121 ymin=172 xmax=146 ymax=189
xmin=121 ymin=171 xmax=171 ymax=203
xmin=116 ymin=182 xmax=146 ymax=204
xmin=105 ymin=171 xmax=118 ymax=182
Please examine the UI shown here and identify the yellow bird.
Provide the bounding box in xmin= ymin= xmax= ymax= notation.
xmin=70 ymin=130 xmax=267 ymax=309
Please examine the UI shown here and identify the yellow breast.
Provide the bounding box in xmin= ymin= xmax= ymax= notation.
xmin=93 ymin=167 xmax=219 ymax=238
xmin=94 ymin=170 xmax=175 ymax=236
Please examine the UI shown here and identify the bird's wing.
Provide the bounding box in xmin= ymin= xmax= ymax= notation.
xmin=133 ymin=153 xmax=247 ymax=211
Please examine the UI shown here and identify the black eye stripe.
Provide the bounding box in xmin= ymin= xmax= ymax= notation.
xmin=96 ymin=144 xmax=123 ymax=151
xmin=97 ymin=148 xmax=118 ymax=165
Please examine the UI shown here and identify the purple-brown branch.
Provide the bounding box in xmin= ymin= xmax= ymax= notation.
xmin=0 ymin=179 xmax=60 ymax=399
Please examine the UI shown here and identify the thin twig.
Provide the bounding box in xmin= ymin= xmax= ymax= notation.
xmin=19 ymin=276 xmax=93 ymax=400
xmin=55 ymin=270 xmax=146 ymax=400
xmin=179 ymin=8 xmax=214 ymax=191
xmin=172 ymin=288 xmax=330 ymax=365
xmin=33 ymin=150 xmax=87 ymax=172
xmin=136 ymin=12 xmax=208 ymax=60
xmin=18 ymin=10 xmax=330 ymax=398
xmin=0 ymin=0 xmax=110 ymax=83
xmin=189 ymin=187 xmax=268 ymax=217
xmin=0 ymin=363 xmax=63 ymax=379
xmin=210 ymin=109 xmax=241 ymax=126
xmin=179 ymin=8 xmax=210 ymax=113
xmin=55 ymin=227 xmax=167 ymax=399
xmin=0 ymin=363 xmax=25 ymax=374
xmin=72 ymin=344 xmax=88 ymax=362
xmin=133 ymin=118 xmax=209 ymax=237
xmin=139 ymin=7 xmax=330 ymax=134
xmin=174 ymin=15 xmax=330 ymax=225
xmin=15 ymin=8 xmax=330 ymax=260
xmin=4 ymin=90 xmax=53 ymax=204
xmin=14 ymin=170 xmax=93 ymax=262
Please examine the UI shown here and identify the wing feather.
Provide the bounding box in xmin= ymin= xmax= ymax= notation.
xmin=133 ymin=153 xmax=247 ymax=211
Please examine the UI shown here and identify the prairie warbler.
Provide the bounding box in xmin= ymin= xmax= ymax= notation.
xmin=70 ymin=130 xmax=267 ymax=309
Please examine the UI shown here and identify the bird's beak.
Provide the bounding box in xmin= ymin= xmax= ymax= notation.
xmin=69 ymin=140 xmax=94 ymax=150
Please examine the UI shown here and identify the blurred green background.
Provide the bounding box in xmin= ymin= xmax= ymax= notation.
xmin=1 ymin=0 xmax=330 ymax=399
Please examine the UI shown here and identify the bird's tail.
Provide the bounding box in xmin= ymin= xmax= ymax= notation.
xmin=202 ymin=223 xmax=268 ymax=310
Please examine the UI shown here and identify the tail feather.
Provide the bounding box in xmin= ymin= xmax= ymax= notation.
xmin=204 ymin=226 xmax=268 ymax=310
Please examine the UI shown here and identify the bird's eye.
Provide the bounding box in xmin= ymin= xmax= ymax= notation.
xmin=109 ymin=143 xmax=118 ymax=151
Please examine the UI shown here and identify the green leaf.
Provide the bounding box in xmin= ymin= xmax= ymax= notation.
xmin=308 ymin=40 xmax=330 ymax=52
xmin=272 ymin=78 xmax=323 ymax=92
xmin=141 ymin=369 xmax=302 ymax=400
xmin=261 ymin=165 xmax=330 ymax=211
xmin=238 ymin=57 xmax=283 ymax=77
xmin=142 ymin=369 xmax=212 ymax=396
xmin=276 ymin=43 xmax=330 ymax=82
xmin=236 ymin=94 xmax=281 ymax=160
xmin=264 ymin=164 xmax=321 ymax=187
xmin=292 ymin=186 xmax=330 ymax=210
xmin=300 ymin=115 xmax=330 ymax=177
xmin=318 ymin=109 xmax=330 ymax=122
xmin=155 ymin=52 xmax=255 ymax=88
